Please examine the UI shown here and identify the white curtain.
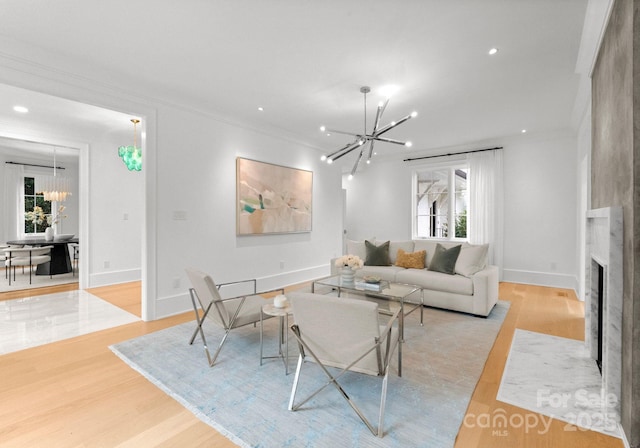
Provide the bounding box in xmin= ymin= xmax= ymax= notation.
xmin=4 ymin=163 xmax=25 ymax=241
xmin=468 ymin=149 xmax=504 ymax=278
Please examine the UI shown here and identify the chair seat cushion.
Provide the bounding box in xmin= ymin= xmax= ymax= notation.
xmin=6 ymin=255 xmax=51 ymax=267
xmin=224 ymin=295 xmax=273 ymax=328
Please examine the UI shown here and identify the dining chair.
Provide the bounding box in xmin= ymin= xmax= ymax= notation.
xmin=0 ymin=245 xmax=8 ymax=279
xmin=70 ymin=243 xmax=80 ymax=276
xmin=185 ymin=267 xmax=284 ymax=367
xmin=4 ymin=246 xmax=53 ymax=285
xmin=287 ymin=292 xmax=401 ymax=438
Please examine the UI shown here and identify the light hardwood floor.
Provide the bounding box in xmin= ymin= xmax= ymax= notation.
xmin=0 ymin=282 xmax=624 ymax=447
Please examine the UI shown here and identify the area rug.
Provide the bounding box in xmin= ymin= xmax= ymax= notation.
xmin=110 ymin=300 xmax=509 ymax=447
xmin=497 ymin=329 xmax=621 ymax=439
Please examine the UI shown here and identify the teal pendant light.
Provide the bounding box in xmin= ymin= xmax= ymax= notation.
xmin=118 ymin=118 xmax=142 ymax=171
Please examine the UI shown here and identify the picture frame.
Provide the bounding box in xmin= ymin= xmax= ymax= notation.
xmin=236 ymin=157 xmax=313 ymax=235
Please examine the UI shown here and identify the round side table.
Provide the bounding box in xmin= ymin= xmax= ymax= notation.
xmin=260 ymin=302 xmax=293 ymax=374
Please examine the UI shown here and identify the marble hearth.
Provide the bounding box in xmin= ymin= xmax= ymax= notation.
xmin=585 ymin=206 xmax=622 ymax=422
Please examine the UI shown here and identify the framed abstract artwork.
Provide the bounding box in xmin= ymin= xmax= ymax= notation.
xmin=236 ymin=157 xmax=313 ymax=235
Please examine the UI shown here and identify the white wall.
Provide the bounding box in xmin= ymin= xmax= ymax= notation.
xmin=88 ymin=130 xmax=143 ymax=287
xmin=342 ymin=132 xmax=579 ymax=290
xmin=501 ymin=133 xmax=577 ymax=289
xmin=152 ymin=106 xmax=343 ymax=317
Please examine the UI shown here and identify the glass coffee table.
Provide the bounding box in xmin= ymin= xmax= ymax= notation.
xmin=311 ymin=275 xmax=424 ymax=376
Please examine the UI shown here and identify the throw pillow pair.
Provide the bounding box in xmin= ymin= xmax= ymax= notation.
xmin=364 ymin=240 xmax=426 ymax=269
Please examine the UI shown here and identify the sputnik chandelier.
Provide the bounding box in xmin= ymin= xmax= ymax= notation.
xmin=320 ymin=86 xmax=417 ymax=179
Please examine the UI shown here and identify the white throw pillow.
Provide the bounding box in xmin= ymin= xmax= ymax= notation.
xmin=455 ymin=243 xmax=489 ymax=277
xmin=346 ymin=238 xmax=375 ymax=261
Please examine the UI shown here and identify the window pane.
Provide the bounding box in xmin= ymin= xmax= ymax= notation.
xmin=455 ymin=169 xmax=468 ymax=238
xmin=25 ymin=177 xmax=34 ymax=195
xmin=25 ymin=196 xmax=35 ymax=211
xmin=23 ymin=176 xmax=52 ymax=234
xmin=416 ymin=169 xmax=449 ymax=238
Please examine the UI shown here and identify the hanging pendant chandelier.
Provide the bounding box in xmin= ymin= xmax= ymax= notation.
xmin=320 ymin=86 xmax=417 ymax=179
xmin=118 ymin=118 xmax=142 ymax=171
xmin=36 ymin=146 xmax=72 ymax=202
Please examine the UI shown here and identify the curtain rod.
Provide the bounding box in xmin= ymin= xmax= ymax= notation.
xmin=403 ymin=146 xmax=503 ymax=162
xmin=5 ymin=161 xmax=65 ymax=170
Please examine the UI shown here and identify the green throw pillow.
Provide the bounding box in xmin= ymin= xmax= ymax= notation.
xmin=428 ymin=243 xmax=462 ymax=275
xmin=365 ymin=240 xmax=391 ymax=266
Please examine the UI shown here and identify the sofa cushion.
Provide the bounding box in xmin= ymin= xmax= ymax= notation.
xmin=428 ymin=243 xmax=462 ymax=275
xmin=389 ymin=240 xmax=414 ymax=264
xmin=455 ymin=243 xmax=489 ymax=277
xmin=396 ymin=269 xmax=474 ymax=296
xmin=365 ymin=240 xmax=391 ymax=266
xmin=395 ymin=249 xmax=426 ymax=269
xmin=346 ymin=238 xmax=374 ymax=261
xmin=358 ymin=265 xmax=404 ymax=282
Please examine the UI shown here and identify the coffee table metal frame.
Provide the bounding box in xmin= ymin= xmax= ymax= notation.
xmin=311 ymin=275 xmax=424 ymax=376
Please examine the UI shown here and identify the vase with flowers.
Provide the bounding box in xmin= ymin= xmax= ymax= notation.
xmin=46 ymin=205 xmax=68 ymax=240
xmin=334 ymin=254 xmax=364 ymax=284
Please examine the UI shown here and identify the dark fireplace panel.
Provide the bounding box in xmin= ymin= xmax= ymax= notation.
xmin=596 ymin=262 xmax=604 ymax=374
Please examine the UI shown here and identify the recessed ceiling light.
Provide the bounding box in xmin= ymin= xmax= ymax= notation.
xmin=13 ymin=105 xmax=29 ymax=113
xmin=488 ymin=48 xmax=499 ymax=55
xmin=257 ymin=106 xmax=264 ymax=112
xmin=521 ymin=129 xmax=527 ymax=133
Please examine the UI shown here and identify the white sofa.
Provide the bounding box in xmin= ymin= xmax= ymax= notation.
xmin=333 ymin=239 xmax=499 ymax=317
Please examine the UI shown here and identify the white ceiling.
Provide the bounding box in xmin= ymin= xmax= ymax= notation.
xmin=0 ymin=0 xmax=601 ymax=165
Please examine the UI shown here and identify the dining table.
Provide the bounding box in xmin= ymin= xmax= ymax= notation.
xmin=6 ymin=237 xmax=79 ymax=275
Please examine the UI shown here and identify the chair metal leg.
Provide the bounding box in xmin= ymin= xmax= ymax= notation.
xmin=288 ymin=354 xmax=304 ymax=411
xmin=188 ymin=287 xmax=248 ymax=367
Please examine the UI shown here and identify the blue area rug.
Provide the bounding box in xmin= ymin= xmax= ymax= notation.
xmin=110 ymin=300 xmax=509 ymax=447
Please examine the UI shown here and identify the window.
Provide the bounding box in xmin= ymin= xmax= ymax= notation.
xmin=413 ymin=165 xmax=468 ymax=239
xmin=23 ymin=176 xmax=52 ymax=234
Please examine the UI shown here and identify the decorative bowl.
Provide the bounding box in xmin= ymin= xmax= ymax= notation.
xmin=54 ymin=234 xmax=74 ymax=242
xmin=363 ymin=275 xmax=381 ymax=284
xmin=274 ymin=294 xmax=289 ymax=308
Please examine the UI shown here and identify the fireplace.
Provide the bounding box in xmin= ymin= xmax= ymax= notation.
xmin=585 ymin=207 xmax=622 ymax=420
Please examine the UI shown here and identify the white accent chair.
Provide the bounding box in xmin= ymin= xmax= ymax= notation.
xmin=287 ymin=292 xmax=401 ymax=438
xmin=4 ymin=246 xmax=53 ymax=285
xmin=185 ymin=267 xmax=284 ymax=367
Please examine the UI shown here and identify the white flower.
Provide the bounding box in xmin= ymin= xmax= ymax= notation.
xmin=335 ymin=254 xmax=364 ymax=270
xmin=47 ymin=205 xmax=67 ymax=227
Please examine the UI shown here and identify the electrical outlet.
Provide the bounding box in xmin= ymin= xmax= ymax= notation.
xmin=280 ymin=261 xmax=285 ymax=269
xmin=104 ymin=261 xmax=110 ymax=269
xmin=172 ymin=210 xmax=187 ymax=220
xmin=123 ymin=213 xmax=129 ymax=220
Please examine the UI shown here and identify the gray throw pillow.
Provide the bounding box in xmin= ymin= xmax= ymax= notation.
xmin=428 ymin=243 xmax=462 ymax=275
xmin=365 ymin=240 xmax=391 ymax=266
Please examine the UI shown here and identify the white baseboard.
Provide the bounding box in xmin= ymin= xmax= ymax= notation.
xmin=89 ymin=268 xmax=141 ymax=288
xmin=153 ymin=263 xmax=331 ymax=320
xmin=502 ymin=269 xmax=578 ymax=291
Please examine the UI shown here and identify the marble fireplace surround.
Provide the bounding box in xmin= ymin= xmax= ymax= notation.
xmin=585 ymin=206 xmax=622 ymax=420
